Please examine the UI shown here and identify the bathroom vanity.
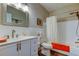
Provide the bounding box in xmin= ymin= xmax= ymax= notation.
xmin=0 ymin=36 xmax=38 ymax=56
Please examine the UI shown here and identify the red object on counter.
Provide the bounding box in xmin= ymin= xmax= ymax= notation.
xmin=52 ymin=43 xmax=70 ymax=52
xmin=0 ymin=37 xmax=7 ymax=43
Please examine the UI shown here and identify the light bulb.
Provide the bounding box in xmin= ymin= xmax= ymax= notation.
xmin=14 ymin=3 xmax=21 ymax=9
xmin=22 ymin=6 xmax=29 ymax=12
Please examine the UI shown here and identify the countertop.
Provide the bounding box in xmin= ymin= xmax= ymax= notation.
xmin=0 ymin=36 xmax=38 ymax=47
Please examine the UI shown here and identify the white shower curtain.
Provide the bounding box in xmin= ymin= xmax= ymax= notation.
xmin=46 ymin=16 xmax=58 ymax=43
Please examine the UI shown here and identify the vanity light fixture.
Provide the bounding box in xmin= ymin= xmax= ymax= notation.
xmin=6 ymin=3 xmax=29 ymax=12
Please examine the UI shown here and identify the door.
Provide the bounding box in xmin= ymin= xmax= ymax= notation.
xmin=0 ymin=43 xmax=18 ymax=56
xmin=30 ymin=39 xmax=38 ymax=56
xmin=19 ymin=40 xmax=30 ymax=56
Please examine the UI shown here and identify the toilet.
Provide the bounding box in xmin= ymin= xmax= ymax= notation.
xmin=37 ymin=32 xmax=52 ymax=56
xmin=37 ymin=34 xmax=52 ymax=55
xmin=41 ymin=42 xmax=52 ymax=56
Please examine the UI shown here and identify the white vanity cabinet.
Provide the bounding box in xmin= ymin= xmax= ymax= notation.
xmin=19 ymin=38 xmax=38 ymax=56
xmin=0 ymin=37 xmax=38 ymax=56
xmin=0 ymin=43 xmax=18 ymax=56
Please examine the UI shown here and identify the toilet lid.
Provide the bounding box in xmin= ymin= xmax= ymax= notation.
xmin=42 ymin=43 xmax=52 ymax=49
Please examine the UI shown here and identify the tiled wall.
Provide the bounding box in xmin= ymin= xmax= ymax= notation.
xmin=0 ymin=25 xmax=45 ymax=43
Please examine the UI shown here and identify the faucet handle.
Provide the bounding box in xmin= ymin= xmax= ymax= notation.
xmin=12 ymin=29 xmax=16 ymax=38
xmin=16 ymin=34 xmax=19 ymax=38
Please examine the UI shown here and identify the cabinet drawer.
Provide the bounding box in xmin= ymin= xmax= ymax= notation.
xmin=0 ymin=43 xmax=18 ymax=56
xmin=0 ymin=43 xmax=17 ymax=51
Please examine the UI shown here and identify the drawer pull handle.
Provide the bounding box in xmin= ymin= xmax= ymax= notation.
xmin=18 ymin=42 xmax=21 ymax=50
xmin=16 ymin=42 xmax=21 ymax=51
xmin=17 ymin=43 xmax=19 ymax=51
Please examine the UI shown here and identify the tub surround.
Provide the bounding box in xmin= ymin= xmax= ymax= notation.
xmin=50 ymin=46 xmax=79 ymax=56
xmin=50 ymin=48 xmax=69 ymax=56
xmin=41 ymin=42 xmax=70 ymax=56
xmin=42 ymin=42 xmax=79 ymax=56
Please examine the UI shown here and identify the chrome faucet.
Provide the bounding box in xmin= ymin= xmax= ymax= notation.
xmin=12 ymin=29 xmax=16 ymax=38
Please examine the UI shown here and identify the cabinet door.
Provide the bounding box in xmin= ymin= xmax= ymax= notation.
xmin=0 ymin=43 xmax=18 ymax=56
xmin=30 ymin=39 xmax=38 ymax=56
xmin=20 ymin=40 xmax=30 ymax=56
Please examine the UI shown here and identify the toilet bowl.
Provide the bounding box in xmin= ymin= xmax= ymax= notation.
xmin=41 ymin=42 xmax=52 ymax=56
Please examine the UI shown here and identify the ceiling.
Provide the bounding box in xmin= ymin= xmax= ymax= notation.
xmin=40 ymin=3 xmax=73 ymax=12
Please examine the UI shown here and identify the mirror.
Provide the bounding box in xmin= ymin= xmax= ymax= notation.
xmin=3 ymin=4 xmax=29 ymax=27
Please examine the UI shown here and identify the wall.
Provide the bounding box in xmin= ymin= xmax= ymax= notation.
xmin=27 ymin=3 xmax=49 ymax=43
xmin=28 ymin=3 xmax=49 ymax=27
xmin=0 ymin=3 xmax=49 ymax=44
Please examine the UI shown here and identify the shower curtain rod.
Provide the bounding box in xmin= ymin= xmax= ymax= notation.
xmin=57 ymin=15 xmax=76 ymax=22
xmin=63 ymin=10 xmax=79 ymax=14
xmin=57 ymin=10 xmax=79 ymax=22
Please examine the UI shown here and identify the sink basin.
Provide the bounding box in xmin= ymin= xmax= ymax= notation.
xmin=0 ymin=37 xmax=7 ymax=43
